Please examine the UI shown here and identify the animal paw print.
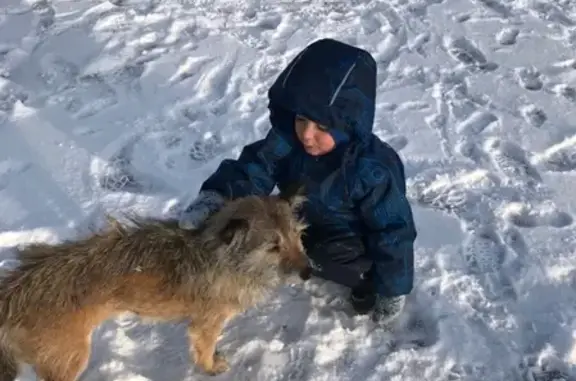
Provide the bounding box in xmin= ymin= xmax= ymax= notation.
xmin=515 ymin=67 xmax=543 ymax=91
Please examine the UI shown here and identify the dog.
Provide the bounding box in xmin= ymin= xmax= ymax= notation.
xmin=0 ymin=189 xmax=309 ymax=381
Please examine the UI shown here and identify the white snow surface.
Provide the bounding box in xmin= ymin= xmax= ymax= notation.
xmin=1 ymin=0 xmax=576 ymax=380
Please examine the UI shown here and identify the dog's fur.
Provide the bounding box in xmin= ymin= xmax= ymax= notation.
xmin=0 ymin=189 xmax=309 ymax=381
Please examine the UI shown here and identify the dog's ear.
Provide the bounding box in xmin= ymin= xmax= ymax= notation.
xmin=279 ymin=184 xmax=306 ymax=210
xmin=219 ymin=218 xmax=249 ymax=245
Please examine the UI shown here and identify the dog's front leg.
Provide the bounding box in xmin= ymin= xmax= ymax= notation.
xmin=188 ymin=307 xmax=236 ymax=375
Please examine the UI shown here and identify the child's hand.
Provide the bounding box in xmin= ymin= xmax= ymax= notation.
xmin=371 ymin=295 xmax=405 ymax=329
xmin=178 ymin=190 xmax=225 ymax=230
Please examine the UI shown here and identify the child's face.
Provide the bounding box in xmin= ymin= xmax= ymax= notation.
xmin=294 ymin=115 xmax=336 ymax=156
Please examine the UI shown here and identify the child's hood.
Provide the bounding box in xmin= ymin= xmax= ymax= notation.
xmin=267 ymin=38 xmax=377 ymax=145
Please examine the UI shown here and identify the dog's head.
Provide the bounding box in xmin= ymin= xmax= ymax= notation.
xmin=205 ymin=186 xmax=309 ymax=283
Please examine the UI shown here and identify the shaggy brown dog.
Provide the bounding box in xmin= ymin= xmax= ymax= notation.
xmin=0 ymin=190 xmax=309 ymax=381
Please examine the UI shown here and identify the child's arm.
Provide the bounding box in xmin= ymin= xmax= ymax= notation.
xmin=178 ymin=128 xmax=291 ymax=230
xmin=199 ymin=127 xmax=291 ymax=199
xmin=357 ymin=165 xmax=417 ymax=299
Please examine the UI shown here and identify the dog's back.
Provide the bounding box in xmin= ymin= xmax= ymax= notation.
xmin=0 ymin=191 xmax=309 ymax=380
xmin=0 ymin=218 xmax=195 ymax=326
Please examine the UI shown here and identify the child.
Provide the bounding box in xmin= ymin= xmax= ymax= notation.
xmin=178 ymin=38 xmax=417 ymax=327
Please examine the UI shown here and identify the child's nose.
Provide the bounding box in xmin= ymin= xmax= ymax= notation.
xmin=302 ymin=122 xmax=317 ymax=140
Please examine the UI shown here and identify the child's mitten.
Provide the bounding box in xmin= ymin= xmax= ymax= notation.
xmin=178 ymin=190 xmax=226 ymax=230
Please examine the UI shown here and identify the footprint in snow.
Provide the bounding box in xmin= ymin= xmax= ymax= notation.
xmin=274 ymin=344 xmax=315 ymax=381
xmin=519 ymin=104 xmax=547 ymax=128
xmin=461 ymin=224 xmax=507 ymax=274
xmin=475 ymin=0 xmax=513 ymax=18
xmin=360 ymin=13 xmax=382 ymax=36
xmin=500 ymin=224 xmax=529 ymax=258
xmin=515 ymin=67 xmax=544 ymax=91
xmin=551 ymin=84 xmax=576 ymax=103
xmin=482 ymin=137 xmax=542 ymax=186
xmin=408 ymin=32 xmax=432 ymax=56
xmin=0 ymin=77 xmax=29 ymax=114
xmin=189 ymin=134 xmax=226 ymax=164
xmin=409 ymin=167 xmax=498 ymax=225
xmin=107 ymin=63 xmax=145 ymax=92
xmin=519 ymin=350 xmax=576 ymax=381
xmin=38 ymin=53 xmax=79 ymax=92
xmin=193 ymin=53 xmax=238 ymax=103
xmin=169 ymin=56 xmax=216 ymax=85
xmin=455 ymin=138 xmax=488 ymax=164
xmin=460 ymin=224 xmax=518 ymax=301
xmin=444 ymin=35 xmax=498 ymax=71
xmin=496 ymin=27 xmax=519 ymax=45
xmin=30 ymin=0 xmax=55 ymax=31
xmin=413 ymin=180 xmax=479 ymax=220
xmin=395 ymin=292 xmax=441 ymax=349
xmin=108 ymin=0 xmax=157 ymax=14
xmin=46 ymin=74 xmax=118 ymax=119
xmin=528 ymin=1 xmax=575 ymax=27
xmin=96 ymin=152 xmax=142 ymax=192
xmin=500 ymin=202 xmax=573 ymax=229
xmin=499 ymin=224 xmax=534 ymax=282
xmin=455 ymin=109 xmax=499 ymax=136
xmin=532 ymin=134 xmax=576 ymax=172
xmin=95 ymin=139 xmax=151 ymax=193
xmin=524 ymin=368 xmax=575 ymax=381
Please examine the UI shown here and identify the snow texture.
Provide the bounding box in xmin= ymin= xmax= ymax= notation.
xmin=1 ymin=0 xmax=576 ymax=380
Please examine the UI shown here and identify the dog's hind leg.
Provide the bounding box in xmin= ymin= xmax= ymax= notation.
xmin=188 ymin=306 xmax=237 ymax=376
xmin=0 ymin=347 xmax=18 ymax=381
xmin=34 ymin=342 xmax=90 ymax=381
xmin=32 ymin=311 xmax=96 ymax=381
xmin=33 ymin=331 xmax=91 ymax=381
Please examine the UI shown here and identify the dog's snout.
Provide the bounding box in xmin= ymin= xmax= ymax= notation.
xmin=298 ymin=265 xmax=312 ymax=281
xmin=293 ymin=248 xmax=309 ymax=269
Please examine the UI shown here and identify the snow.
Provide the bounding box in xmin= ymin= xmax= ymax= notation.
xmin=1 ymin=0 xmax=576 ymax=379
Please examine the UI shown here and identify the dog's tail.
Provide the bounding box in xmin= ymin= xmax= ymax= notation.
xmin=0 ymin=330 xmax=17 ymax=381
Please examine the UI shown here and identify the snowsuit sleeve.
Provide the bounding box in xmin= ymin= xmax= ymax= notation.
xmin=199 ymin=127 xmax=292 ymax=199
xmin=356 ymin=157 xmax=417 ymax=298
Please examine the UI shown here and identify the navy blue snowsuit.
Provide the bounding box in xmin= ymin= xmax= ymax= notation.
xmin=200 ymin=38 xmax=417 ymax=298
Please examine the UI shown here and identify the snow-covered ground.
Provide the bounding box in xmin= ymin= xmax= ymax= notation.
xmin=1 ymin=0 xmax=576 ymax=379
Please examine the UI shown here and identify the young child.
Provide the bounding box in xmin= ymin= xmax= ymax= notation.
xmin=178 ymin=38 xmax=417 ymax=327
